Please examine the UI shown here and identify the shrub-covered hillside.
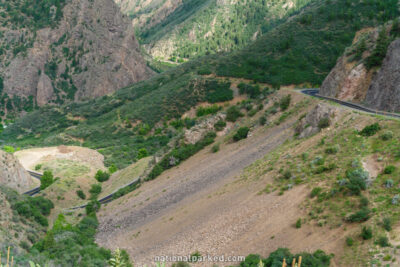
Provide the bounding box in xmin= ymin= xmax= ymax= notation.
xmin=1 ymin=66 xmax=234 ymax=169
xmin=2 ymin=0 xmax=399 ymax=170
xmin=132 ymin=0 xmax=313 ymax=60
xmin=206 ymin=0 xmax=399 ymax=86
xmin=0 ymin=186 xmax=53 ymax=261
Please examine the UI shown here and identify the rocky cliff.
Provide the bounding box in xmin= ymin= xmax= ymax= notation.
xmin=364 ymin=38 xmax=400 ymax=112
xmin=0 ymin=0 xmax=153 ymax=115
xmin=0 ymin=150 xmax=33 ymax=193
xmin=320 ymin=23 xmax=400 ymax=112
xmin=319 ymin=28 xmax=379 ymax=102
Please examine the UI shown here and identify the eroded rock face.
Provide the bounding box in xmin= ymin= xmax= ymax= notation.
xmin=295 ymin=104 xmax=337 ymax=138
xmin=0 ymin=151 xmax=32 ymax=193
xmin=365 ymin=39 xmax=400 ymax=112
xmin=320 ymin=25 xmax=400 ymax=112
xmin=319 ymin=28 xmax=377 ymax=103
xmin=184 ymin=113 xmax=226 ymax=144
xmin=2 ymin=0 xmax=153 ymax=107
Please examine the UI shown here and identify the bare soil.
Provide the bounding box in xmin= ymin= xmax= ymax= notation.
xmin=96 ymin=91 xmax=329 ymax=266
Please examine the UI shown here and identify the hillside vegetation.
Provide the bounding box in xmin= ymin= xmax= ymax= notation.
xmin=1 ymin=69 xmax=234 ymax=169
xmin=206 ymin=0 xmax=399 ymax=87
xmin=129 ymin=0 xmax=314 ymax=60
xmin=2 ymin=0 xmax=398 ymax=171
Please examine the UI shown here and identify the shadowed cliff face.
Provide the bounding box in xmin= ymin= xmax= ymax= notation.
xmin=1 ymin=0 xmax=153 ymax=110
xmin=0 ymin=150 xmax=32 ymax=194
xmin=365 ymin=39 xmax=400 ymax=112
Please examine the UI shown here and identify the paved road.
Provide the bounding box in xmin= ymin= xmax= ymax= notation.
xmin=301 ymin=89 xmax=400 ymax=119
xmin=69 ymin=177 xmax=142 ymax=210
xmin=23 ymin=89 xmax=400 ymax=205
xmin=23 ymin=171 xmax=42 ymax=196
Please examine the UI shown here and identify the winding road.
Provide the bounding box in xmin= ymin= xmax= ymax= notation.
xmin=23 ymin=89 xmax=400 ymax=206
xmin=301 ymin=89 xmax=400 ymax=119
xmin=23 ymin=171 xmax=43 ymax=196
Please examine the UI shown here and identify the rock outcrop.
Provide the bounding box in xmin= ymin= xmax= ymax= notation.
xmin=320 ymin=24 xmax=400 ymax=112
xmin=364 ymin=39 xmax=400 ymax=112
xmin=184 ymin=113 xmax=226 ymax=144
xmin=319 ymin=28 xmax=378 ymax=102
xmin=0 ymin=151 xmax=33 ymax=193
xmin=295 ymin=104 xmax=337 ymax=138
xmin=1 ymin=0 xmax=153 ymax=112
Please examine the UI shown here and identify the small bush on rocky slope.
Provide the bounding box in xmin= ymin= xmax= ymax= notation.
xmin=147 ymin=131 xmax=217 ymax=180
xmin=359 ymin=123 xmax=381 ymax=136
xmin=233 ymin=127 xmax=250 ymax=142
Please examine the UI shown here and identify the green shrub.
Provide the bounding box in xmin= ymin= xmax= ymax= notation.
xmin=365 ymin=30 xmax=390 ymax=70
xmin=35 ymin=164 xmax=42 ymax=171
xmin=325 ymin=145 xmax=339 ymax=154
xmin=89 ymin=184 xmax=102 ymax=197
xmin=147 ymin=164 xmax=164 ymax=180
xmin=347 ymin=208 xmax=371 ymax=222
xmin=85 ymin=200 xmax=101 ymax=215
xmin=76 ymin=190 xmax=86 ymax=200
xmin=361 ymin=226 xmax=373 ymax=240
xmin=189 ymin=251 xmax=202 ymax=262
xmin=13 ymin=196 xmax=54 ymax=226
xmin=238 ymin=83 xmax=261 ymax=99
xmin=282 ymin=170 xmax=292 ymax=180
xmin=226 ymin=106 xmax=243 ymax=122
xmin=95 ymin=170 xmax=110 ymax=182
xmin=346 ymin=236 xmax=354 ymax=246
xmin=233 ymin=127 xmax=250 ymax=142
xmin=247 ymin=109 xmax=258 ymax=117
xmin=314 ymin=163 xmax=336 ymax=174
xmin=108 ymin=164 xmax=118 ymax=174
xmin=377 ymin=236 xmax=390 ymax=247
xmin=246 ymin=248 xmax=331 ymax=267
xmin=259 ymin=116 xmax=267 ymax=125
xmin=295 ymin=218 xmax=302 ymax=229
xmin=204 ymin=80 xmax=233 ymax=103
xmin=360 ymin=196 xmax=369 ymax=208
xmin=196 ymin=105 xmax=221 ymax=117
xmin=137 ymin=148 xmax=149 ymax=159
xmin=345 ymin=168 xmax=368 ymax=195
xmin=380 ymin=130 xmax=393 ymax=140
xmin=382 ymin=217 xmax=392 ymax=231
xmin=383 ymin=165 xmax=396 ymax=174
xmin=310 ymin=187 xmax=322 ymax=198
xmin=40 ymin=170 xmax=54 ymax=190
xmin=359 ymin=123 xmax=381 ymax=136
xmin=211 ymin=144 xmax=220 ymax=153
xmin=312 ymin=155 xmax=325 ymax=166
xmin=197 ymin=67 xmax=211 ymax=75
xmin=170 ymin=119 xmax=185 ymax=129
xmin=214 ymin=120 xmax=226 ymax=131
xmin=3 ymin=145 xmax=15 ymax=153
xmin=279 ymin=95 xmax=291 ymax=111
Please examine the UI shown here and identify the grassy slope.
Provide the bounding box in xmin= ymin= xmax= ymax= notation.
xmin=242 ymin=106 xmax=400 ymax=265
